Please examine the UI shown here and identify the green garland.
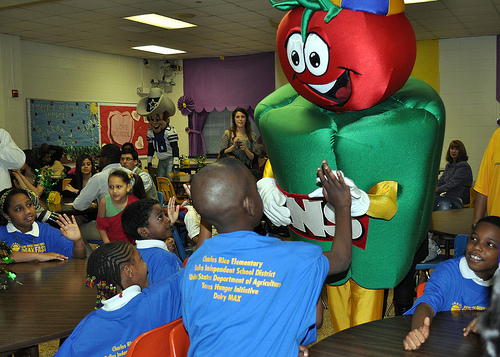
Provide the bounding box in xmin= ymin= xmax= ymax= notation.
xmin=194 ymin=154 xmax=207 ymax=169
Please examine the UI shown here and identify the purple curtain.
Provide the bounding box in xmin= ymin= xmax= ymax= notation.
xmin=183 ymin=52 xmax=275 ymax=112
xmin=183 ymin=52 xmax=275 ymax=155
xmin=188 ymin=110 xmax=209 ymax=156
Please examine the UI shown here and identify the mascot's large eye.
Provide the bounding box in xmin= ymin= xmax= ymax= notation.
xmin=286 ymin=32 xmax=305 ymax=74
xmin=304 ymin=33 xmax=329 ymax=77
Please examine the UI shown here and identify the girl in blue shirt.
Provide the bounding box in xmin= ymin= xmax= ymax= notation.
xmin=0 ymin=187 xmax=86 ymax=262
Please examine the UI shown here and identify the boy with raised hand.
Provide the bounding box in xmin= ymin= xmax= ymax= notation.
xmin=404 ymin=216 xmax=500 ymax=351
xmin=180 ymin=157 xmax=352 ymax=356
xmin=122 ymin=197 xmax=183 ymax=285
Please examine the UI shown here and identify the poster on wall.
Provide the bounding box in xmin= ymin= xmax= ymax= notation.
xmin=28 ymin=100 xmax=101 ymax=157
xmin=99 ymin=104 xmax=149 ymax=155
xmin=28 ymin=99 xmax=149 ymax=157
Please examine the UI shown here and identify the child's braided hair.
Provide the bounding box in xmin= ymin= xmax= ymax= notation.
xmin=86 ymin=241 xmax=134 ymax=309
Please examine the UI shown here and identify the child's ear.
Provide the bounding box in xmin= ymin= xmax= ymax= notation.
xmin=242 ymin=196 xmax=256 ymax=217
xmin=2 ymin=213 xmax=11 ymax=222
xmin=122 ymin=263 xmax=134 ymax=279
xmin=137 ymin=227 xmax=149 ymax=238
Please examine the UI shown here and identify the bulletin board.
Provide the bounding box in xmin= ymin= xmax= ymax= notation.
xmin=28 ymin=99 xmax=149 ymax=157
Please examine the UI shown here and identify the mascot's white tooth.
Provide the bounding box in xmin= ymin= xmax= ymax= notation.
xmin=309 ymin=80 xmax=336 ymax=93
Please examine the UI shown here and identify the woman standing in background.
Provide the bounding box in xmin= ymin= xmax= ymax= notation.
xmin=220 ymin=107 xmax=259 ymax=169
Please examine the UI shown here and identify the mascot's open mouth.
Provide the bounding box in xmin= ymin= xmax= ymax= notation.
xmin=307 ymin=68 xmax=358 ymax=106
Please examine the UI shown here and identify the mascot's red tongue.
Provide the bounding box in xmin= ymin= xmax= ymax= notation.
xmin=335 ymin=81 xmax=352 ymax=102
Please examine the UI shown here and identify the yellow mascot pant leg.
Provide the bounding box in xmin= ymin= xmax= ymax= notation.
xmin=327 ymin=279 xmax=384 ymax=333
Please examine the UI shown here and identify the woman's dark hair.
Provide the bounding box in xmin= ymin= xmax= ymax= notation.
xmin=0 ymin=188 xmax=31 ymax=225
xmin=74 ymin=154 xmax=96 ymax=190
xmin=108 ymin=170 xmax=147 ymax=199
xmin=445 ymin=140 xmax=468 ymax=163
xmin=121 ymin=198 xmax=159 ymax=241
xmin=86 ymin=241 xmax=134 ymax=308
xmin=23 ymin=149 xmax=40 ymax=173
xmin=230 ymin=107 xmax=254 ymax=145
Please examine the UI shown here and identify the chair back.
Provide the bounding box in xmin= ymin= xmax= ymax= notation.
xmin=169 ymin=320 xmax=190 ymax=357
xmin=157 ymin=177 xmax=174 ymax=201
xmin=157 ymin=191 xmax=165 ymax=206
xmin=453 ymin=234 xmax=468 ymax=258
xmin=126 ymin=318 xmax=183 ymax=357
xmin=157 ymin=176 xmax=185 ymax=204
xmin=433 ymin=196 xmax=464 ymax=211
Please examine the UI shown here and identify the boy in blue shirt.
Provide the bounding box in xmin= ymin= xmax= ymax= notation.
xmin=122 ymin=198 xmax=183 ymax=285
xmin=403 ymin=216 xmax=500 ymax=351
xmin=181 ymin=158 xmax=353 ymax=356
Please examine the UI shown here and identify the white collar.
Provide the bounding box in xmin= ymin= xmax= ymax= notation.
xmin=6 ymin=221 xmax=40 ymax=236
xmin=136 ymin=239 xmax=168 ymax=251
xmin=459 ymin=256 xmax=494 ymax=286
xmin=101 ymin=285 xmax=142 ymax=311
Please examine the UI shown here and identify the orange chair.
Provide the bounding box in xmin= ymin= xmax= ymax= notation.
xmin=416 ymin=282 xmax=426 ymax=298
xmin=126 ymin=318 xmax=183 ymax=357
xmin=169 ymin=320 xmax=190 ymax=357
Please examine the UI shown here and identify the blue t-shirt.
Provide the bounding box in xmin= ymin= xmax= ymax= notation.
xmin=0 ymin=222 xmax=74 ymax=258
xmin=405 ymin=257 xmax=491 ymax=316
xmin=181 ymin=231 xmax=329 ymax=357
xmin=55 ymin=270 xmax=183 ymax=357
xmin=137 ymin=245 xmax=183 ymax=285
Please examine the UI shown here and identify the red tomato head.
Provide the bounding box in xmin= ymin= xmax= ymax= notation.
xmin=276 ymin=7 xmax=416 ymax=112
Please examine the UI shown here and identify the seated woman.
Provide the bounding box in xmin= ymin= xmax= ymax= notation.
xmin=436 ymin=140 xmax=473 ymax=204
xmin=220 ymin=107 xmax=259 ymax=169
xmin=11 ymin=149 xmax=46 ymax=197
xmin=63 ymin=154 xmax=96 ymax=198
xmin=40 ymin=143 xmax=65 ymax=176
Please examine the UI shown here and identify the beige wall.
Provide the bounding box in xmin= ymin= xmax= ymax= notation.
xmin=439 ymin=36 xmax=500 ymax=178
xmin=1 ymin=33 xmax=499 ymax=180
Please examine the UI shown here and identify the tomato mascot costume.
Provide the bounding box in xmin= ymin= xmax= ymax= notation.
xmin=255 ymin=0 xmax=445 ymax=331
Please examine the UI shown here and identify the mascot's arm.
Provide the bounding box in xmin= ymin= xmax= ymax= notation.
xmin=263 ymin=160 xmax=397 ymax=220
xmin=366 ymin=181 xmax=398 ymax=220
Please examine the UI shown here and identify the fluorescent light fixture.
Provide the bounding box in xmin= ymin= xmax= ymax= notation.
xmin=132 ymin=45 xmax=186 ymax=55
xmin=404 ymin=0 xmax=437 ymax=3
xmin=125 ymin=14 xmax=196 ymax=30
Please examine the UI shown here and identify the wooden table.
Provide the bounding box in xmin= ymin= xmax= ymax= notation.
xmin=0 ymin=259 xmax=95 ymax=354
xmin=169 ymin=174 xmax=193 ymax=196
xmin=429 ymin=208 xmax=474 ymax=258
xmin=42 ymin=196 xmax=98 ymax=217
xmin=309 ymin=311 xmax=483 ymax=356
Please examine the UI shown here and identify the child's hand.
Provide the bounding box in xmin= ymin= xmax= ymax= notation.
xmin=403 ymin=316 xmax=431 ymax=350
xmin=317 ymin=160 xmax=351 ymax=211
xmin=463 ymin=317 xmax=479 ymax=336
xmin=167 ymin=197 xmax=180 ymax=224
xmin=57 ymin=214 xmax=82 ymax=242
xmin=38 ymin=252 xmax=69 ymax=261
xmin=298 ymin=345 xmax=309 ymax=357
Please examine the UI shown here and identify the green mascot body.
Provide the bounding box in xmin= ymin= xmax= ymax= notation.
xmin=255 ymin=77 xmax=445 ymax=289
